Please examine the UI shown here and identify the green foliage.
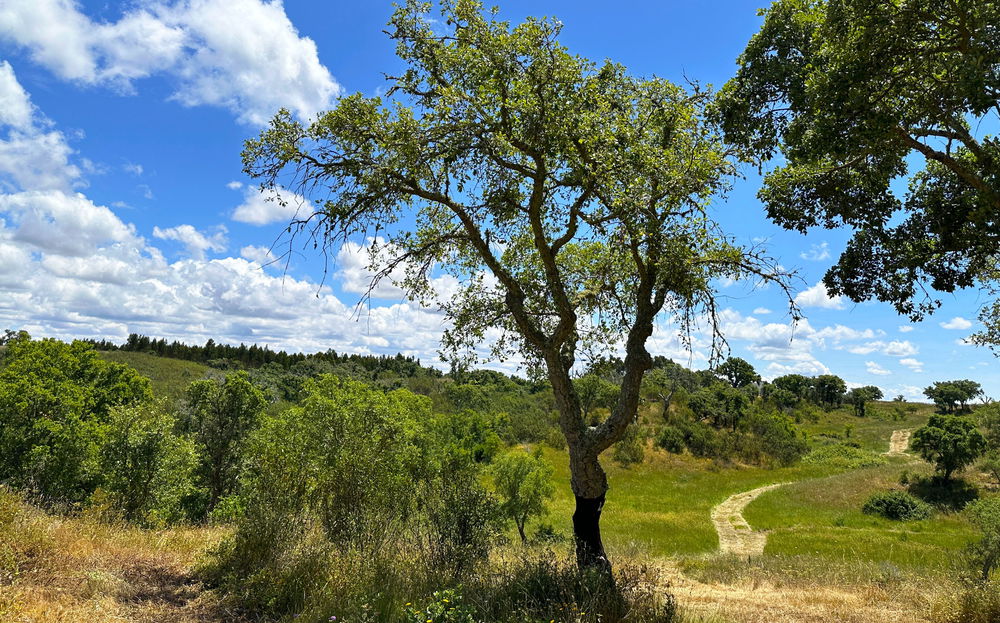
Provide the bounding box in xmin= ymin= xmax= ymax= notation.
xmin=813 ymin=375 xmax=848 ymax=409
xmin=98 ymin=401 xmax=197 ymax=525
xmin=715 ymin=356 xmax=760 ymax=388
xmin=848 ymin=385 xmax=883 ymax=417
xmin=736 ymin=410 xmax=809 ymax=467
xmin=573 ymin=374 xmax=619 ymax=424
xmin=717 ymin=0 xmax=1000 ymax=337
xmin=862 ymin=490 xmax=932 ymax=521
xmin=207 ymin=377 xmax=502 ymax=616
xmin=424 ymin=468 xmax=503 ymax=577
xmin=925 ymin=380 xmax=983 ymax=414
xmin=612 ymin=423 xmax=646 ymax=467
xmin=491 ymin=448 xmax=555 ymax=542
xmin=0 ymin=334 xmax=152 ymax=503
xmin=688 ymin=382 xmax=750 ymax=431
xmin=912 ymin=414 xmax=987 ymax=480
xmin=182 ymin=371 xmax=267 ymax=516
xmin=964 ymin=497 xmax=1000 ymax=581
xmin=654 ymin=425 xmax=685 ymax=454
xmin=439 ymin=409 xmax=504 ymax=463
xmin=406 ymin=589 xmax=476 ymax=623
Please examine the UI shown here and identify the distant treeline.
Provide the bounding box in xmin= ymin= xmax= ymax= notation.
xmin=86 ymin=333 xmax=438 ymax=377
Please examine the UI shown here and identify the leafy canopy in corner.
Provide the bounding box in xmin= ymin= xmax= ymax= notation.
xmin=717 ymin=0 xmax=1000 ymax=346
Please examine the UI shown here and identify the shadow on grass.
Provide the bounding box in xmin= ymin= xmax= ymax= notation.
xmin=907 ymin=475 xmax=979 ymax=511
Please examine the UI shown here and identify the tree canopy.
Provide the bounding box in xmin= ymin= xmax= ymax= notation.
xmin=243 ymin=0 xmax=791 ymax=568
xmin=912 ymin=413 xmax=987 ymax=480
xmin=717 ymin=0 xmax=1000 ymax=344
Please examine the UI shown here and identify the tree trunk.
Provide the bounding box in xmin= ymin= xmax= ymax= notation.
xmin=567 ymin=442 xmax=613 ymax=572
xmin=573 ymin=492 xmax=609 ymax=570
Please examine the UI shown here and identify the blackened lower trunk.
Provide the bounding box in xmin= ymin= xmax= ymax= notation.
xmin=573 ymin=493 xmax=610 ymax=572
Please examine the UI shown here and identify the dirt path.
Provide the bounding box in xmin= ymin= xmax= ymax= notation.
xmin=886 ymin=429 xmax=911 ymax=455
xmin=710 ymin=483 xmax=786 ymax=557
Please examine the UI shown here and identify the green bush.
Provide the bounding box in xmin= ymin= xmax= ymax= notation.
xmin=491 ymin=449 xmax=554 ymax=543
xmin=0 ymin=334 xmax=152 ymax=504
xmin=98 ymin=401 xmax=197 ymax=525
xmin=181 ymin=371 xmax=268 ymax=518
xmin=963 ymin=497 xmax=1000 ymax=581
xmin=862 ymin=490 xmax=932 ymax=521
xmin=735 ymin=410 xmax=808 ymax=466
xmin=612 ymin=424 xmax=646 ymax=466
xmin=655 ymin=425 xmax=685 ymax=453
xmin=205 ymin=377 xmax=502 ymax=617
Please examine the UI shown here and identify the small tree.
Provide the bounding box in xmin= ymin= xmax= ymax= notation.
xmin=491 ymin=448 xmax=555 ymax=543
xmin=925 ymin=380 xmax=984 ymax=414
xmin=813 ymin=374 xmax=847 ymax=409
xmin=965 ymin=497 xmax=1000 ymax=581
xmin=848 ymin=385 xmax=883 ymax=417
xmin=716 ymin=356 xmax=760 ymax=389
xmin=911 ymin=414 xmax=987 ymax=481
xmin=183 ymin=371 xmax=267 ymax=515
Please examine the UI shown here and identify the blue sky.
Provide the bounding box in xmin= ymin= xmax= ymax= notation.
xmin=0 ymin=0 xmax=995 ymax=399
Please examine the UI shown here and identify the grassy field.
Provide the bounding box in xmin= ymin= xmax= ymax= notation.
xmin=0 ymin=487 xmax=239 ymax=623
xmin=98 ymin=351 xmax=215 ymax=403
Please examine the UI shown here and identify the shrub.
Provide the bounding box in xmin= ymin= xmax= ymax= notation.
xmin=465 ymin=553 xmax=678 ymax=623
xmin=612 ymin=424 xmax=646 ymax=466
xmin=205 ymin=377 xmax=504 ymax=617
xmin=737 ymin=410 xmax=808 ymax=467
xmin=181 ymin=371 xmax=268 ymax=517
xmin=862 ymin=490 xmax=932 ymax=521
xmin=98 ymin=401 xmax=197 ymax=525
xmin=963 ymin=497 xmax=1000 ymax=581
xmin=655 ymin=425 xmax=685 ymax=453
xmin=425 ymin=469 xmax=504 ymax=577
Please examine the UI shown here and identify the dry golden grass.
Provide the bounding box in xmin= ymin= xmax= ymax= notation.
xmin=0 ymin=488 xmax=251 ymax=623
xmin=657 ymin=557 xmax=941 ymax=623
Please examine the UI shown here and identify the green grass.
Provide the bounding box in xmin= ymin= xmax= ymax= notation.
xmin=98 ymin=351 xmax=215 ymax=404
xmin=798 ymin=401 xmax=934 ymax=452
xmin=537 ymin=402 xmax=974 ymax=582
xmin=743 ymin=461 xmax=976 ymax=575
xmin=539 ymin=446 xmax=829 ymax=556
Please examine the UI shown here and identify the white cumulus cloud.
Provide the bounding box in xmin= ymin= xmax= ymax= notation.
xmin=940 ymin=316 xmax=973 ymax=330
xmin=153 ymin=224 xmax=227 ymax=259
xmin=231 ymin=185 xmax=307 ymax=225
xmin=0 ymin=0 xmax=343 ymax=125
xmin=866 ymin=361 xmax=891 ymax=376
xmin=794 ymin=281 xmax=845 ymax=309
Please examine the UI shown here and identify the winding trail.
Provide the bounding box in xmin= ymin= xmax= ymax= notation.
xmin=886 ymin=429 xmax=911 ymax=455
xmin=710 ymin=483 xmax=786 ymax=556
